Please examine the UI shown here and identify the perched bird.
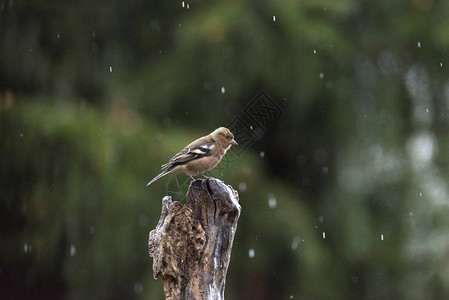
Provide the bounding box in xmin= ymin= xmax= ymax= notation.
xmin=146 ymin=127 xmax=238 ymax=186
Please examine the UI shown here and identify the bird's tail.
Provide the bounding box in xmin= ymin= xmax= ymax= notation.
xmin=146 ymin=169 xmax=172 ymax=186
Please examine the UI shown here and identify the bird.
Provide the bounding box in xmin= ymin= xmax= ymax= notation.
xmin=146 ymin=127 xmax=238 ymax=186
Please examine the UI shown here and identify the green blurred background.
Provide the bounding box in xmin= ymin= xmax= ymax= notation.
xmin=2 ymin=0 xmax=449 ymax=299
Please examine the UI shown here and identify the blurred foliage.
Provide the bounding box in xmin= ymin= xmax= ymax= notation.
xmin=2 ymin=0 xmax=449 ymax=299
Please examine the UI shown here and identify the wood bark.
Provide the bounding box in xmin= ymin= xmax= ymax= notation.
xmin=149 ymin=178 xmax=241 ymax=300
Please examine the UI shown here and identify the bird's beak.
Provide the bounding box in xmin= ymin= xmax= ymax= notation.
xmin=230 ymin=139 xmax=238 ymax=146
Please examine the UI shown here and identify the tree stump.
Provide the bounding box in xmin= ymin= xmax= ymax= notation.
xmin=149 ymin=178 xmax=241 ymax=300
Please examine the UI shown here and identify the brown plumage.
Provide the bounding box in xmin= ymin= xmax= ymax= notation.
xmin=146 ymin=127 xmax=238 ymax=186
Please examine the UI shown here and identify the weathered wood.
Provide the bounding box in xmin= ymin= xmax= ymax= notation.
xmin=149 ymin=178 xmax=241 ymax=300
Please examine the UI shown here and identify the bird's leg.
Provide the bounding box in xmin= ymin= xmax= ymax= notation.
xmin=189 ymin=175 xmax=195 ymax=182
xmin=201 ymin=173 xmax=210 ymax=179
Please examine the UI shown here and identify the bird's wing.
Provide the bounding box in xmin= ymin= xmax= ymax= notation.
xmin=162 ymin=142 xmax=214 ymax=170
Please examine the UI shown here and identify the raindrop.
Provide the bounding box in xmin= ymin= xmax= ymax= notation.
xmin=238 ymin=182 xmax=247 ymax=192
xmin=322 ymin=166 xmax=329 ymax=174
xmin=139 ymin=214 xmax=149 ymax=227
xmin=20 ymin=133 xmax=24 ymax=138
xmin=70 ymin=244 xmax=76 ymax=256
xmin=419 ymin=192 xmax=423 ymax=197
xmin=90 ymin=226 xmax=95 ymax=234
xmin=182 ymin=1 xmax=185 ymax=7
xmin=319 ymin=72 xmax=324 ymax=79
xmin=187 ymin=4 xmax=190 ymax=9
xmin=260 ymin=151 xmax=265 ymax=158
xmin=409 ymin=211 xmax=414 ymax=217
xmin=290 ymin=296 xmax=294 ymax=299
xmin=272 ymin=15 xmax=276 ymax=22
xmin=426 ymin=108 xmax=429 ymax=113
xmin=313 ymin=49 xmax=317 ymax=54
xmin=322 ymin=232 xmax=326 ymax=239
xmin=248 ymin=248 xmax=255 ymax=258
xmin=291 ymin=236 xmax=300 ymax=250
xmin=57 ymin=34 xmax=60 ymax=39
xmin=109 ymin=66 xmax=113 ymax=73
xmin=380 ymin=234 xmax=384 ymax=241
xmin=417 ymin=41 xmax=421 ymax=48
xmin=221 ymin=86 xmax=225 ymax=94
xmin=268 ymin=193 xmax=277 ymax=209
xmin=133 ymin=282 xmax=143 ymax=294
xmin=440 ymin=62 xmax=443 ymax=67
xmin=250 ymin=125 xmax=253 ymax=130
xmin=318 ymin=216 xmax=324 ymax=223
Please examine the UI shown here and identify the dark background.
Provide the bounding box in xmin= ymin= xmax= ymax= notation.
xmin=2 ymin=0 xmax=449 ymax=299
